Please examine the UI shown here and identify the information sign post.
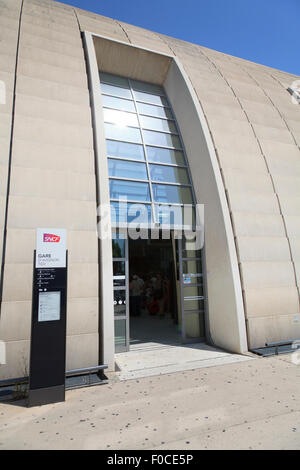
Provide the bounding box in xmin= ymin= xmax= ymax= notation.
xmin=28 ymin=229 xmax=67 ymax=407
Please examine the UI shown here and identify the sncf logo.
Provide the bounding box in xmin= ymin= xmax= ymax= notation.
xmin=43 ymin=233 xmax=60 ymax=243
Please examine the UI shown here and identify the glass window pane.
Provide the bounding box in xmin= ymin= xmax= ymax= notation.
xmin=150 ymin=165 xmax=189 ymax=184
xmin=112 ymin=236 xmax=125 ymax=258
xmin=182 ymin=259 xmax=202 ymax=276
xmin=147 ymin=146 xmax=185 ymax=165
xmin=105 ymin=123 xmax=142 ymax=143
xmin=114 ymin=290 xmax=126 ymax=316
xmin=143 ymin=130 xmax=181 ymax=149
xmin=134 ymin=90 xmax=168 ymax=106
xmin=137 ymin=102 xmax=172 ymax=119
xmin=101 ymin=83 xmax=132 ymax=99
xmin=185 ymin=313 xmax=205 ymax=339
xmin=100 ymin=72 xmax=129 ymax=88
xmin=111 ymin=201 xmax=152 ymax=224
xmin=113 ymin=260 xmax=125 ymax=276
xmin=114 ymin=278 xmax=125 ymax=287
xmin=108 ymin=159 xmax=148 ymax=180
xmin=152 ymin=184 xmax=193 ymax=204
xmin=184 ymin=285 xmax=204 ymax=298
xmin=155 ymin=204 xmax=184 ymax=226
xmin=182 ymin=236 xmax=202 ymax=258
xmin=114 ymin=318 xmax=126 ymax=352
xmin=110 ymin=180 xmax=150 ymax=201
xmin=154 ymin=205 xmax=196 ymax=227
xmin=106 ymin=140 xmax=145 ymax=160
xmin=102 ymin=94 xmax=136 ymax=112
xmin=130 ymin=79 xmax=164 ymax=95
xmin=140 ymin=115 xmax=177 ymax=133
xmin=103 ymin=108 xmax=138 ymax=127
xmin=184 ymin=297 xmax=204 ymax=312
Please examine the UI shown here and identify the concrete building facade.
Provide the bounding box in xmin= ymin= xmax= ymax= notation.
xmin=0 ymin=0 xmax=299 ymax=380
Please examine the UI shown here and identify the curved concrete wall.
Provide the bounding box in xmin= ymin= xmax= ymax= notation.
xmin=0 ymin=0 xmax=100 ymax=379
xmin=0 ymin=0 xmax=299 ymax=378
xmin=164 ymin=60 xmax=247 ymax=353
xmin=74 ymin=3 xmax=300 ymax=348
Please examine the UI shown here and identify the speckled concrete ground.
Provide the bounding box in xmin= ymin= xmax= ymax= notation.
xmin=0 ymin=354 xmax=300 ymax=450
xmin=116 ymin=342 xmax=253 ymax=380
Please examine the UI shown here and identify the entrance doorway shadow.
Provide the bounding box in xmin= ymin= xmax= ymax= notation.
xmin=130 ymin=313 xmax=181 ymax=351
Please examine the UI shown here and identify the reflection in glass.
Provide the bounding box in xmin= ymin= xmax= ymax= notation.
xmin=146 ymin=146 xmax=185 ymax=165
xmin=103 ymin=108 xmax=138 ymax=127
xmin=130 ymin=79 xmax=164 ymax=95
xmin=101 ymin=83 xmax=132 ymax=99
xmin=137 ymin=102 xmax=172 ymax=119
xmin=152 ymin=184 xmax=193 ymax=204
xmin=184 ymin=297 xmax=204 ymax=312
xmin=182 ymin=259 xmax=202 ymax=276
xmin=185 ymin=313 xmax=205 ymax=338
xmin=134 ymin=90 xmax=168 ymax=106
xmin=114 ymin=318 xmax=126 ymax=351
xmin=112 ymin=236 xmax=125 ymax=258
xmin=102 ymin=94 xmax=135 ymax=112
xmin=182 ymin=236 xmax=202 ymax=258
xmin=104 ymin=123 xmax=142 ymax=143
xmin=111 ymin=202 xmax=152 ymax=224
xmin=100 ymin=72 xmax=129 ymax=88
xmin=106 ymin=140 xmax=145 ymax=160
xmin=140 ymin=115 xmax=177 ymax=133
xmin=108 ymin=159 xmax=148 ymax=180
xmin=113 ymin=260 xmax=125 ymax=276
xmin=110 ymin=180 xmax=150 ymax=201
xmin=150 ymin=165 xmax=189 ymax=184
xmin=155 ymin=204 xmax=183 ymax=226
xmin=154 ymin=205 xmax=195 ymax=227
xmin=143 ymin=130 xmax=181 ymax=149
xmin=184 ymin=285 xmax=204 ymax=298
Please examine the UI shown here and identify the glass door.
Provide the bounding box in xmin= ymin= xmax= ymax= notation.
xmin=112 ymin=231 xmax=129 ymax=352
xmin=178 ymin=234 xmax=205 ymax=343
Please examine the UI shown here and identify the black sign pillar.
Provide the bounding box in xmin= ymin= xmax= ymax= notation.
xmin=28 ymin=251 xmax=68 ymax=407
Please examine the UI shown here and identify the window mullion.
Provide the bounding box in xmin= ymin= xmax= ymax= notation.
xmin=129 ymin=78 xmax=157 ymax=224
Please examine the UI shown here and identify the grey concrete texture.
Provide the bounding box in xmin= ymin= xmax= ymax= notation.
xmin=0 ymin=354 xmax=300 ymax=450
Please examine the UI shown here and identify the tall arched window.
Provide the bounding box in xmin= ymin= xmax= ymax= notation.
xmin=100 ymin=72 xmax=196 ymax=228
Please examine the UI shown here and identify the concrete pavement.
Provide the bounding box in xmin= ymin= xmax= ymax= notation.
xmin=0 ymin=354 xmax=300 ymax=450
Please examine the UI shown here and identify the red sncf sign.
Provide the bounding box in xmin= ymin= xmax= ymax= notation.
xmin=43 ymin=233 xmax=60 ymax=243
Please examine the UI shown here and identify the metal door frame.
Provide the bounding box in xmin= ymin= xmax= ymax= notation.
xmin=113 ymin=229 xmax=205 ymax=352
xmin=112 ymin=229 xmax=129 ymax=353
xmin=178 ymin=236 xmax=205 ymax=343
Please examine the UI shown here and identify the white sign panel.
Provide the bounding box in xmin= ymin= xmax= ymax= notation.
xmin=36 ymin=228 xmax=66 ymax=268
xmin=38 ymin=291 xmax=61 ymax=322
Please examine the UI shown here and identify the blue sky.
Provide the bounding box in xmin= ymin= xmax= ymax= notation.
xmin=61 ymin=0 xmax=300 ymax=75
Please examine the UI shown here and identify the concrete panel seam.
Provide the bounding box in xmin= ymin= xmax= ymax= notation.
xmin=114 ymin=21 xmax=132 ymax=44
xmin=228 ymin=58 xmax=300 ymax=305
xmin=202 ymin=50 xmax=299 ymax=310
xmin=0 ymin=0 xmax=24 ymax=317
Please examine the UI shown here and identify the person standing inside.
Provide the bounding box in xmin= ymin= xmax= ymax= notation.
xmin=130 ymin=274 xmax=142 ymax=317
xmin=154 ymin=273 xmax=164 ymax=318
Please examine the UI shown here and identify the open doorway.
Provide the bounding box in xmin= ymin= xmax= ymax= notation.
xmin=112 ymin=230 xmax=206 ymax=353
xmin=128 ymin=236 xmax=180 ymax=349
